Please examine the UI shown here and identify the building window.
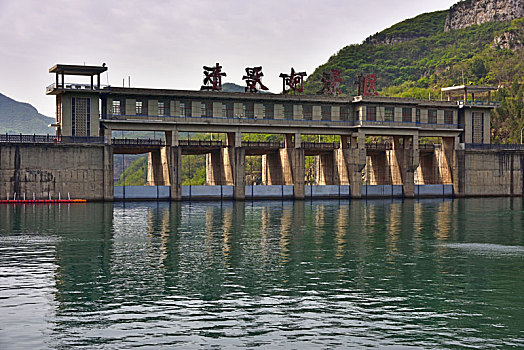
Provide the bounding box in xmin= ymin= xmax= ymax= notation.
xmin=472 ymin=112 xmax=484 ymax=143
xmin=180 ymin=101 xmax=192 ymax=117
xmin=354 ymin=108 xmax=360 ymax=120
xmin=284 ymin=104 xmax=294 ymax=120
xmin=264 ymin=103 xmax=274 ymax=119
xmin=112 ymin=100 xmax=121 ymax=115
xmin=201 ymin=101 xmax=213 ymax=117
xmin=136 ymin=101 xmax=143 ymax=115
xmin=57 ymin=95 xmax=62 ymax=124
xmin=416 ymin=109 xmax=421 ymax=123
xmin=72 ymin=97 xmax=90 ymax=136
xmin=321 ymin=105 xmax=331 ymax=121
xmin=428 ymin=109 xmax=437 ymax=124
xmin=384 ymin=107 xmax=394 ymax=121
xmin=303 ymin=105 xmax=313 ymax=120
xmin=158 ymin=101 xmax=165 ymax=116
xmin=402 ymin=108 xmax=412 ymax=122
xmin=367 ymin=106 xmax=377 ymax=121
xmin=222 ymin=102 xmax=234 ymax=118
xmin=340 ymin=106 xmax=349 ymax=121
xmin=244 ymin=102 xmax=254 ymax=118
xmin=444 ymin=110 xmax=453 ymax=124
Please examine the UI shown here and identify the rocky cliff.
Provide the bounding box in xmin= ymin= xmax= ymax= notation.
xmin=445 ymin=0 xmax=524 ymax=31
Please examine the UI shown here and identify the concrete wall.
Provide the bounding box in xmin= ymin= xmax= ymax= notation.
xmin=112 ymin=184 xmax=458 ymax=201
xmin=455 ymin=150 xmax=524 ymax=196
xmin=305 ymin=185 xmax=350 ymax=198
xmin=361 ymin=185 xmax=404 ymax=198
xmin=415 ymin=184 xmax=453 ymax=197
xmin=114 ymin=185 xmax=170 ymax=200
xmin=0 ymin=143 xmax=113 ymax=201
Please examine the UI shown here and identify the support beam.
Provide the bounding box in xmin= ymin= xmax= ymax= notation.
xmin=440 ymin=137 xmax=455 ymax=185
xmin=334 ymin=148 xmax=350 ymax=185
xmin=317 ymin=153 xmax=335 ymax=185
xmin=226 ymin=131 xmax=242 ymax=147
xmin=391 ymin=135 xmax=419 ymax=198
xmin=170 ymin=146 xmax=182 ymax=200
xmin=206 ymin=150 xmax=224 ymax=185
xmin=104 ymin=126 xmax=112 ymax=144
xmin=367 ymin=152 xmax=390 ymax=185
xmin=416 ymin=153 xmax=438 ymax=184
xmin=222 ymin=146 xmax=245 ymax=200
xmin=262 ymin=153 xmax=283 ymax=185
xmin=348 ymin=131 xmax=366 ymax=198
xmin=165 ymin=129 xmax=178 ymax=147
xmin=103 ymin=145 xmax=114 ymax=201
xmin=147 ymin=149 xmax=169 ymax=186
xmin=280 ymin=134 xmax=305 ymax=199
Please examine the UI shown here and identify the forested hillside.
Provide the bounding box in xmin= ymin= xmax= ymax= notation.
xmin=0 ymin=93 xmax=54 ymax=134
xmin=304 ymin=6 xmax=524 ymax=143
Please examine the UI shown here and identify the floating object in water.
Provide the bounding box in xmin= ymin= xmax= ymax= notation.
xmin=0 ymin=199 xmax=87 ymax=204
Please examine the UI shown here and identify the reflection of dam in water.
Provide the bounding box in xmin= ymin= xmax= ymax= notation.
xmin=1 ymin=198 xmax=524 ymax=348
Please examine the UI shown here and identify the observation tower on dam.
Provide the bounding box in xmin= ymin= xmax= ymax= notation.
xmin=37 ymin=63 xmax=500 ymax=201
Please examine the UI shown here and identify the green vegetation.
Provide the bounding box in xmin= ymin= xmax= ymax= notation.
xmin=364 ymin=11 xmax=448 ymax=44
xmin=305 ymin=15 xmax=524 ymax=143
xmin=116 ymin=156 xmax=147 ymax=185
xmin=182 ymin=155 xmax=206 ymax=185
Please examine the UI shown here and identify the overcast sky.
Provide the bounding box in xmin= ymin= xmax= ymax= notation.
xmin=0 ymin=0 xmax=458 ymax=117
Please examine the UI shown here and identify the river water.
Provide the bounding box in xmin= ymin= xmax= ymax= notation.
xmin=1 ymin=198 xmax=523 ymax=349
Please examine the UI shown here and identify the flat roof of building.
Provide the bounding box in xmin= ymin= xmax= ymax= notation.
xmin=441 ymin=85 xmax=498 ymax=93
xmin=49 ymin=64 xmax=107 ymax=76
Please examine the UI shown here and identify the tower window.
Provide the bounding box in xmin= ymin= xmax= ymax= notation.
xmin=428 ymin=110 xmax=437 ymax=124
xmin=367 ymin=106 xmax=377 ymax=121
xmin=384 ymin=107 xmax=394 ymax=121
xmin=402 ymin=108 xmax=412 ymax=122
xmin=72 ymin=97 xmax=90 ymax=136
xmin=444 ymin=110 xmax=453 ymax=124
xmin=136 ymin=101 xmax=143 ymax=115
xmin=112 ymin=100 xmax=121 ymax=115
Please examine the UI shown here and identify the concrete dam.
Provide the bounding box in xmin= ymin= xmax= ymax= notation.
xmin=2 ymin=64 xmax=522 ymax=201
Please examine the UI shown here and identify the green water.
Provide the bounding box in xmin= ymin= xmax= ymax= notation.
xmin=1 ymin=198 xmax=523 ymax=349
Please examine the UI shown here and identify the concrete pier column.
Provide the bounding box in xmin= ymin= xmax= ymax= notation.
xmin=147 ymin=149 xmax=167 ymax=186
xmin=103 ymin=145 xmax=114 ymax=201
xmin=367 ymin=152 xmax=390 ymax=185
xmin=165 ymin=129 xmax=178 ymax=147
xmin=335 ymin=134 xmax=351 ymax=186
xmin=348 ymin=132 xmax=366 ymax=198
xmin=147 ymin=146 xmax=181 ymax=200
xmin=224 ymin=131 xmax=245 ymax=200
xmin=262 ymin=152 xmax=283 ymax=185
xmin=206 ymin=150 xmax=224 ymax=185
xmin=318 ymin=153 xmax=335 ymax=185
xmin=417 ymin=153 xmax=437 ymax=184
xmin=335 ymin=148 xmax=350 ymax=185
xmin=281 ymin=133 xmax=305 ymax=199
xmin=391 ymin=135 xmax=419 ymax=198
xmin=103 ymin=126 xmax=112 ymax=144
xmin=439 ymin=137 xmax=455 ymax=185
xmin=170 ymin=146 xmax=182 ymax=201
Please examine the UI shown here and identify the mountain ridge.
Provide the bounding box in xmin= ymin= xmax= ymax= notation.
xmin=0 ymin=93 xmax=54 ymax=135
xmin=304 ymin=0 xmax=523 ymax=142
